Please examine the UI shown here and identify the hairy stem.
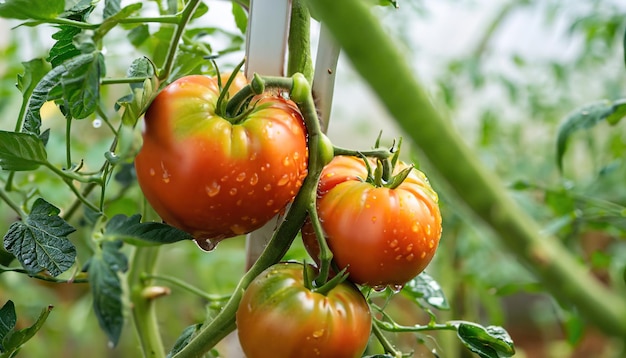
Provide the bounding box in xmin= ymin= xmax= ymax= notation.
xmin=305 ymin=0 xmax=626 ymax=337
xmin=158 ymin=0 xmax=201 ymax=82
xmin=287 ymin=0 xmax=314 ymax=83
xmin=128 ymin=246 xmax=165 ymax=358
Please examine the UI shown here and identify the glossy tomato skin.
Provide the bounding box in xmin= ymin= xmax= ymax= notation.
xmin=304 ymin=155 xmax=442 ymax=287
xmin=236 ymin=262 xmax=372 ymax=358
xmin=135 ymin=73 xmax=308 ymax=243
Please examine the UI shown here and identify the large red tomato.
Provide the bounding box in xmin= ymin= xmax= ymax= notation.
xmin=236 ymin=262 xmax=372 ymax=358
xmin=303 ymin=155 xmax=442 ymax=287
xmin=134 ymin=73 xmax=308 ymax=247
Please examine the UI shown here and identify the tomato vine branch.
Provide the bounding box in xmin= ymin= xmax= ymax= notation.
xmin=158 ymin=0 xmax=202 ymax=82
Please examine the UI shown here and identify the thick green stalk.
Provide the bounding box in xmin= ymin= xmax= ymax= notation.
xmin=305 ymin=0 xmax=626 ymax=337
xmin=287 ymin=0 xmax=314 ymax=83
xmin=128 ymin=246 xmax=165 ymax=358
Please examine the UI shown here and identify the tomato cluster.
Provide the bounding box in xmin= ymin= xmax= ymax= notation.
xmin=134 ymin=73 xmax=308 ymax=248
xmin=135 ymin=73 xmax=442 ymax=357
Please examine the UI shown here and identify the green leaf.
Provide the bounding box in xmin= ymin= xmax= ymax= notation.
xmin=16 ymin=58 xmax=50 ymax=98
xmin=103 ymin=0 xmax=121 ymax=19
xmin=0 ymin=301 xmax=17 ymax=352
xmin=401 ymin=272 xmax=449 ymax=310
xmin=363 ymin=355 xmax=395 ymax=358
xmin=95 ymin=3 xmax=143 ymax=41
xmin=87 ymin=240 xmax=128 ymax=346
xmin=2 ymin=198 xmax=77 ymax=277
xmin=128 ymin=24 xmax=150 ymax=47
xmin=61 ymin=52 xmax=104 ymax=119
xmin=556 ymin=99 xmax=626 ymax=171
xmin=231 ymin=2 xmax=247 ymax=35
xmin=116 ymin=57 xmax=158 ymax=126
xmin=0 ymin=0 xmax=64 ymax=20
xmin=1 ymin=305 xmax=52 ymax=356
xmin=24 ymin=53 xmax=99 ymax=135
xmin=191 ymin=2 xmax=209 ymax=19
xmin=456 ymin=322 xmax=515 ymax=358
xmin=166 ymin=323 xmax=202 ymax=358
xmin=104 ymin=214 xmax=192 ymax=246
xmin=0 ymin=131 xmax=47 ymax=171
xmin=47 ymin=25 xmax=82 ymax=68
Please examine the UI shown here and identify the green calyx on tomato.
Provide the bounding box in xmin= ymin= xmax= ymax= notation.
xmin=303 ymin=148 xmax=442 ymax=288
xmin=236 ymin=262 xmax=372 ymax=358
xmin=134 ymin=72 xmax=309 ymax=248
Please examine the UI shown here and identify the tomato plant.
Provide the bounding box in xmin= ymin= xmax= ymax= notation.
xmin=303 ymin=155 xmax=442 ymax=287
xmin=135 ymin=72 xmax=308 ymax=247
xmin=236 ymin=262 xmax=372 ymax=358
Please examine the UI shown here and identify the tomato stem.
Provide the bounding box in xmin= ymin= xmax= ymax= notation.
xmin=371 ymin=319 xmax=402 ymax=358
xmin=332 ymin=145 xmax=392 ymax=160
xmin=307 ymin=199 xmax=333 ymax=286
xmin=215 ymin=58 xmax=247 ymax=117
xmin=158 ymin=0 xmax=201 ymax=82
xmin=312 ymin=268 xmax=349 ymax=296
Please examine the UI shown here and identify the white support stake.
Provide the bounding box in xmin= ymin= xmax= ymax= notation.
xmin=244 ymin=0 xmax=292 ymax=269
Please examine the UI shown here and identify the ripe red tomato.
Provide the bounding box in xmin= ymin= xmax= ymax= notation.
xmin=236 ymin=262 xmax=372 ymax=358
xmin=303 ymin=155 xmax=442 ymax=288
xmin=134 ymin=73 xmax=308 ymax=246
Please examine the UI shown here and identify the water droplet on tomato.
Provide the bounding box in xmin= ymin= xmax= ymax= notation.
xmin=390 ymin=284 xmax=404 ymax=293
xmin=249 ymin=173 xmax=259 ymax=186
xmin=205 ymin=182 xmax=220 ymax=197
xmin=428 ymin=240 xmax=434 ymax=249
xmin=312 ymin=329 xmax=324 ymax=338
xmin=406 ymin=253 xmax=415 ymax=261
xmin=195 ymin=238 xmax=218 ymax=252
xmin=230 ymin=224 xmax=247 ymax=235
xmin=220 ymin=175 xmax=229 ymax=182
xmin=389 ymin=239 xmax=398 ymax=248
xmin=236 ymin=172 xmax=246 ymax=182
xmin=412 ymin=224 xmax=419 ymax=233
xmin=283 ymin=156 xmax=290 ymax=166
xmin=406 ymin=244 xmax=414 ymax=252
xmin=250 ymin=152 xmax=258 ymax=161
xmin=229 ymin=188 xmax=237 ymax=196
xmin=371 ymin=216 xmax=377 ymax=223
xmin=395 ymin=254 xmax=403 ymax=261
xmin=420 ymin=252 xmax=426 ymax=258
xmin=277 ymin=174 xmax=290 ymax=186
xmin=264 ymin=184 xmax=272 ymax=192
xmin=293 ymin=151 xmax=300 ymax=160
xmin=372 ymin=285 xmax=387 ymax=292
xmin=149 ymin=168 xmax=155 ymax=176
xmin=162 ymin=177 xmax=170 ymax=184
xmin=267 ymin=199 xmax=274 ymax=206
xmin=425 ymin=225 xmax=432 ymax=235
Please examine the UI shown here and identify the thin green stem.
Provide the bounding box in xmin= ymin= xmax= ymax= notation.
xmin=158 ymin=0 xmax=201 ymax=81
xmin=371 ymin=320 xmax=402 ymax=358
xmin=306 ymin=0 xmax=626 ymax=337
xmin=142 ymin=273 xmax=230 ymax=302
xmin=62 ymin=179 xmax=101 ymax=214
xmin=101 ymin=77 xmax=151 ymax=85
xmin=375 ymin=317 xmax=457 ymax=334
xmin=0 ymin=187 xmax=27 ymax=218
xmin=65 ymin=115 xmax=72 ymax=170
xmin=128 ymin=246 xmax=165 ymax=358
xmin=307 ymin=199 xmax=332 ymax=286
xmin=173 ymin=74 xmax=326 ymax=358
xmin=287 ymin=0 xmax=314 ymax=83
xmin=0 ymin=264 xmax=89 ymax=283
xmin=332 ymin=145 xmax=392 ymax=160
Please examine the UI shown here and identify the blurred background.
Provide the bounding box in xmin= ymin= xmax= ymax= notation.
xmin=1 ymin=0 xmax=626 ymax=357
